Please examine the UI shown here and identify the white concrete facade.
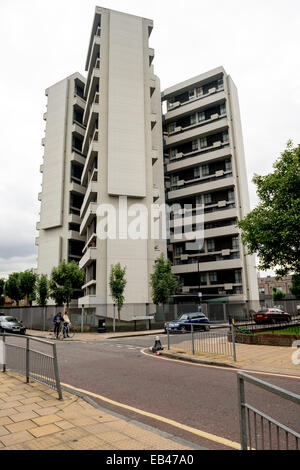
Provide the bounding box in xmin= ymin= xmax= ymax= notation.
xmin=162 ymin=67 xmax=259 ymax=307
xmin=36 ymin=73 xmax=87 ymax=289
xmin=77 ymin=7 xmax=166 ymax=318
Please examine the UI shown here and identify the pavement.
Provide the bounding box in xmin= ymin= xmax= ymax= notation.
xmin=0 ymin=371 xmax=202 ymax=450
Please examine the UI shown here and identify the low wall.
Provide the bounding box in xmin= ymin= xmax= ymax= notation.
xmin=228 ymin=332 xmax=300 ymax=347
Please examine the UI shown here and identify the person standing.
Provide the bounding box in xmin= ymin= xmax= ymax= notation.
xmin=53 ymin=312 xmax=63 ymax=339
xmin=63 ymin=311 xmax=71 ymax=338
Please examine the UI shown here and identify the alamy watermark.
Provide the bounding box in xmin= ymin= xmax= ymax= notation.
xmin=95 ymin=196 xmax=204 ymax=251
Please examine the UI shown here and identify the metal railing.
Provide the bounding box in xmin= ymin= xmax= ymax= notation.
xmin=232 ymin=315 xmax=300 ymax=334
xmin=165 ymin=323 xmax=237 ymax=361
xmin=0 ymin=333 xmax=62 ymax=400
xmin=237 ymin=372 xmax=300 ymax=450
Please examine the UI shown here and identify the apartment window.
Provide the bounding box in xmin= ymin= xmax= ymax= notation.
xmin=223 ymin=131 xmax=229 ymax=143
xmin=209 ymin=271 xmax=217 ymax=284
xmin=169 ymin=123 xmax=176 ymax=133
xmin=192 ymin=139 xmax=198 ymax=151
xmin=189 ymin=89 xmax=195 ymax=100
xmin=228 ymin=189 xmax=235 ymax=201
xmin=198 ymin=111 xmax=205 ymax=122
xmin=204 ymin=193 xmax=212 ymax=205
xmin=172 ymin=175 xmax=179 ymax=186
xmin=170 ymin=148 xmax=177 ymax=158
xmin=259 ymin=288 xmax=265 ymax=294
xmin=200 ymin=273 xmax=207 ymax=284
xmin=225 ymin=159 xmax=232 ymax=172
xmin=175 ymin=245 xmax=183 ymax=256
xmin=200 ymin=137 xmax=207 ymax=148
xmin=169 ymin=97 xmax=175 ymax=109
xmin=196 ymin=195 xmax=203 ymax=205
xmin=217 ymin=79 xmax=224 ymax=91
xmin=232 ymin=236 xmax=239 ymax=250
xmin=207 ymin=239 xmax=215 ymax=252
xmin=220 ymin=103 xmax=226 ymax=115
xmin=196 ymin=87 xmax=203 ymax=97
xmin=190 ymin=114 xmax=196 ymax=125
xmin=194 ymin=167 xmax=200 ymax=178
xmin=235 ymin=270 xmax=242 ymax=284
xmin=202 ymin=164 xmax=210 ymax=176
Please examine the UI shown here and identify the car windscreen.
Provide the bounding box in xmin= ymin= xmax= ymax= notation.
xmin=178 ymin=315 xmax=189 ymax=320
xmin=2 ymin=317 xmax=19 ymax=322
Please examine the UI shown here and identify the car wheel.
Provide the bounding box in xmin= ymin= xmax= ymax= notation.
xmin=204 ymin=325 xmax=210 ymax=331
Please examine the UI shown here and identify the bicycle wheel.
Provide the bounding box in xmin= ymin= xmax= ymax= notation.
xmin=67 ymin=325 xmax=75 ymax=339
xmin=57 ymin=327 xmax=64 ymax=340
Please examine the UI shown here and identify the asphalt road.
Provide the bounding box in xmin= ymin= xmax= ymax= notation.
xmin=55 ymin=334 xmax=300 ymax=450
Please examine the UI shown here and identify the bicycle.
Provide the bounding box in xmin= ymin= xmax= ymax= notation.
xmin=58 ymin=323 xmax=75 ymax=340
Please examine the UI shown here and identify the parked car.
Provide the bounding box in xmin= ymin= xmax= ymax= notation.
xmin=164 ymin=312 xmax=210 ymax=333
xmin=0 ymin=316 xmax=26 ymax=334
xmin=253 ymin=308 xmax=291 ymax=325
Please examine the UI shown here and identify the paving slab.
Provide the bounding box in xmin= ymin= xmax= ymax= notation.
xmin=0 ymin=371 xmax=202 ymax=450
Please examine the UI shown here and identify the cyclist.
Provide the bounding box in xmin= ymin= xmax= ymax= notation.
xmin=62 ymin=311 xmax=71 ymax=338
xmin=53 ymin=312 xmax=63 ymax=339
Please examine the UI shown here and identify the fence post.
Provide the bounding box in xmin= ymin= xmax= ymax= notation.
xmin=25 ymin=337 xmax=30 ymax=383
xmin=167 ymin=324 xmax=170 ymax=350
xmin=1 ymin=335 xmax=6 ymax=373
xmin=231 ymin=324 xmax=237 ymax=362
xmin=237 ymin=374 xmax=247 ymax=450
xmin=52 ymin=343 xmax=63 ymax=400
xmin=191 ymin=324 xmax=195 ymax=355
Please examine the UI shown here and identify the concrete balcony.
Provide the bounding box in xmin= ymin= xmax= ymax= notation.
xmin=171 ymin=258 xmax=242 ymax=274
xmin=72 ymin=122 xmax=86 ymax=139
xmin=80 ymin=202 xmax=97 ymax=235
xmin=68 ymin=213 xmax=81 ymax=225
xmin=80 ymin=181 xmax=98 ymax=218
xmin=164 ymin=90 xmax=226 ymax=123
xmin=43 ymin=112 xmax=47 ymax=121
xmin=164 ymin=117 xmax=228 ymax=148
xmin=36 ymin=221 xmax=41 ymax=231
xmin=79 ymin=247 xmax=97 ymax=269
xmin=81 ymin=140 xmax=98 ymax=186
xmin=73 ymin=94 xmax=86 ymax=110
xmin=166 ymin=145 xmax=231 ymax=173
xmin=68 ymin=231 xmax=85 ymax=242
xmin=167 ymin=176 xmax=234 ymax=201
xmin=83 ymin=68 xmax=100 ymax=125
xmin=70 ymin=151 xmax=86 ymax=167
xmin=78 ymin=295 xmax=104 ymax=307
xmin=35 ymin=237 xmax=39 ymax=246
xmin=150 ymin=112 xmax=157 ymax=129
xmin=40 ymin=164 xmax=44 ymax=173
xmin=82 ymin=279 xmax=97 ymax=291
xmin=38 ymin=192 xmax=42 ymax=201
xmin=149 ymin=47 xmax=154 ymax=65
xmin=41 ymin=137 xmax=45 ymax=146
xmin=82 ymin=100 xmax=100 ymax=155
xmin=70 ymin=182 xmax=85 ymax=196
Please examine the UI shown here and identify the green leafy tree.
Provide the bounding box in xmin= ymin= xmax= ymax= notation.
xmin=237 ymin=141 xmax=300 ymax=278
xmin=5 ymin=272 xmax=22 ymax=306
xmin=49 ymin=260 xmax=84 ymax=307
xmin=290 ymin=274 xmax=300 ymax=299
xmin=109 ymin=263 xmax=127 ymax=322
xmin=150 ymin=253 xmax=179 ymax=321
xmin=36 ymin=274 xmax=49 ymax=307
xmin=0 ymin=278 xmax=5 ymax=306
xmin=272 ymin=287 xmax=286 ymax=302
xmin=19 ymin=269 xmax=37 ymax=306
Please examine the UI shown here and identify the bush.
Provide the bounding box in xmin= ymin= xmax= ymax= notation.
xmin=235 ymin=327 xmax=252 ymax=335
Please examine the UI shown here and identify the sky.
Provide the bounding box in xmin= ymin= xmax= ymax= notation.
xmin=0 ymin=0 xmax=299 ymax=279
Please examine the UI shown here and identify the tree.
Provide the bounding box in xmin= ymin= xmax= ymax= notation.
xmin=36 ymin=274 xmax=49 ymax=307
xmin=0 ymin=278 xmax=5 ymax=306
xmin=290 ymin=274 xmax=300 ymax=299
xmin=150 ymin=253 xmax=179 ymax=321
xmin=5 ymin=272 xmax=22 ymax=306
xmin=49 ymin=260 xmax=84 ymax=307
xmin=109 ymin=263 xmax=127 ymax=323
xmin=237 ymin=141 xmax=300 ymax=278
xmin=272 ymin=287 xmax=286 ymax=302
xmin=19 ymin=270 xmax=37 ymax=306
